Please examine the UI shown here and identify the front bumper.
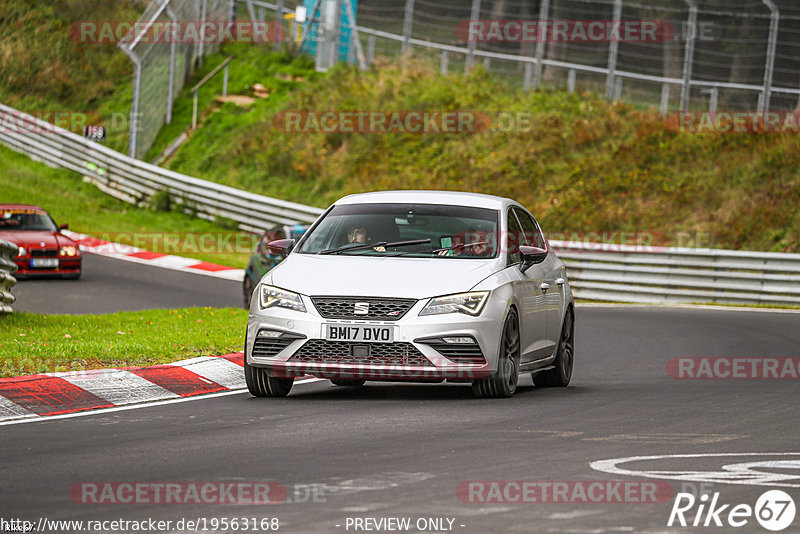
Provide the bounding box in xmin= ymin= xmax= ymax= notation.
xmin=246 ymin=296 xmax=507 ymax=382
xmin=14 ymin=257 xmax=81 ymax=278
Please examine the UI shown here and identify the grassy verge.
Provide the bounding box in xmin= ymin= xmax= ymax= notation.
xmin=0 ymin=0 xmax=143 ymax=154
xmin=161 ymin=53 xmax=800 ymax=253
xmin=0 ymin=308 xmax=247 ymax=377
xmin=0 ymin=143 xmax=253 ymax=267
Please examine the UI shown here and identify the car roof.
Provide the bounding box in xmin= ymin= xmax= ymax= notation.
xmin=335 ymin=190 xmax=516 ymax=210
xmin=0 ymin=204 xmax=47 ymax=212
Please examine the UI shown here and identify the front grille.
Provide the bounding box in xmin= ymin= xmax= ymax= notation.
xmin=290 ymin=340 xmax=433 ymax=367
xmin=311 ymin=297 xmax=416 ymax=321
xmin=30 ymin=249 xmax=58 ymax=258
xmin=251 ymin=331 xmax=305 ymax=358
xmin=419 ymin=339 xmax=487 ymax=365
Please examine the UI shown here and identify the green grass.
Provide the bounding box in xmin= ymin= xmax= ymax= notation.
xmin=0 ymin=308 xmax=247 ymax=377
xmin=161 ymin=53 xmax=800 ymax=253
xmin=0 ymin=0 xmax=143 ymax=154
xmin=0 ymin=143 xmax=253 ymax=267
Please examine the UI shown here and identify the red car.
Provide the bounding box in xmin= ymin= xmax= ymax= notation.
xmin=0 ymin=204 xmax=81 ymax=279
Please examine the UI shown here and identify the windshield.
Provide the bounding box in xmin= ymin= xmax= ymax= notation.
xmin=297 ymin=203 xmax=499 ymax=259
xmin=0 ymin=209 xmax=58 ymax=231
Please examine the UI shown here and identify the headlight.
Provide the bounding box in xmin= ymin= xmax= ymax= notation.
xmin=59 ymin=246 xmax=78 ymax=257
xmin=259 ymin=284 xmax=306 ymax=312
xmin=16 ymin=247 xmax=26 ymax=257
xmin=419 ymin=291 xmax=489 ymax=317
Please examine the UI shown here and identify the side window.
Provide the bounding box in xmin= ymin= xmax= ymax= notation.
xmin=506 ymin=209 xmax=524 ymax=265
xmin=513 ymin=208 xmax=546 ymax=249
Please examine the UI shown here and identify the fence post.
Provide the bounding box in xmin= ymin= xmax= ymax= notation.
xmin=567 ymin=69 xmax=576 ymax=92
xmin=533 ymin=0 xmax=550 ymax=89
xmin=166 ymin=7 xmax=177 ymax=125
xmin=441 ymin=50 xmax=449 ymax=75
xmin=680 ymin=0 xmax=697 ymax=111
xmin=701 ymin=87 xmax=718 ymax=115
xmin=198 ymin=0 xmax=207 ymax=68
xmin=605 ymin=0 xmax=622 ymax=101
xmin=660 ymin=83 xmax=670 ymax=115
xmin=760 ymin=0 xmax=779 ymax=113
xmin=367 ymin=34 xmax=375 ymax=65
xmin=401 ymin=0 xmax=415 ymax=55
xmin=121 ymin=46 xmax=141 ymax=158
xmin=523 ymin=62 xmax=532 ymax=92
xmin=465 ymin=0 xmax=481 ymax=70
xmin=275 ymin=0 xmax=285 ymax=49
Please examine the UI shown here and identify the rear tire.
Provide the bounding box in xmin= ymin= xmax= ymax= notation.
xmin=331 ymin=379 xmax=366 ymax=387
xmin=472 ymin=310 xmax=520 ymax=398
xmin=244 ymin=347 xmax=294 ymax=397
xmin=533 ymin=307 xmax=574 ymax=388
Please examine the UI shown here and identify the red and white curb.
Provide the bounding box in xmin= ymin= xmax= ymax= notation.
xmin=0 ymin=353 xmax=323 ymax=424
xmin=0 ymin=353 xmax=246 ymax=423
xmin=63 ymin=230 xmax=245 ymax=281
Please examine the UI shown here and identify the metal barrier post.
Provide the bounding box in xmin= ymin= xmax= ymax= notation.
xmin=680 ymin=0 xmax=697 ymax=111
xmin=760 ymin=0 xmax=779 ymax=113
xmin=401 ymin=0 xmax=415 ymax=55
xmin=275 ymin=0 xmax=285 ymax=49
xmin=465 ymin=0 xmax=481 ymax=70
xmin=532 ymin=0 xmax=549 ymax=89
xmin=605 ymin=0 xmax=622 ymax=101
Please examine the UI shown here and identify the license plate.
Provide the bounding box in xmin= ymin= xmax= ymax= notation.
xmin=31 ymin=258 xmax=58 ymax=268
xmin=324 ymin=324 xmax=394 ymax=343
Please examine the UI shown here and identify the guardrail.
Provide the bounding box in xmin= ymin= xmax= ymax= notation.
xmin=0 ymin=240 xmax=19 ymax=314
xmin=552 ymin=242 xmax=800 ymax=307
xmin=0 ymin=104 xmax=324 ymax=232
xmin=2 ymin=103 xmax=799 ymax=307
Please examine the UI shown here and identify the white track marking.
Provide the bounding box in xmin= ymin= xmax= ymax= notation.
xmin=0 ymin=377 xmax=324 ymax=427
xmin=591 ymin=453 xmax=800 ymax=488
xmin=54 ymin=369 xmax=179 ymax=405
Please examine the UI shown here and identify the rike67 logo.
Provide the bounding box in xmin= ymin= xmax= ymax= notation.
xmin=669 ymin=490 xmax=796 ymax=531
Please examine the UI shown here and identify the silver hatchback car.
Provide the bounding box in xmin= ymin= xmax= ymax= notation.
xmin=244 ymin=191 xmax=574 ymax=398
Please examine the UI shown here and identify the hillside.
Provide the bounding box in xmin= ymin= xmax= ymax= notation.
xmin=163 ymin=51 xmax=800 ymax=252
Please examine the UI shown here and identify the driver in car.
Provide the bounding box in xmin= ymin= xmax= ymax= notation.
xmin=347 ymin=225 xmax=370 ymax=244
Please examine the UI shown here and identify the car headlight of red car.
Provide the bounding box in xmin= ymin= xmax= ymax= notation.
xmin=59 ymin=246 xmax=79 ymax=257
xmin=17 ymin=247 xmax=26 ymax=257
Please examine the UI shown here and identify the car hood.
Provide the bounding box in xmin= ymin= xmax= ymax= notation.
xmin=268 ymin=253 xmax=501 ymax=299
xmin=0 ymin=230 xmax=73 ymax=249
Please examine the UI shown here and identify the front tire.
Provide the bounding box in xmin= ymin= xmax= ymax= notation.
xmin=244 ymin=349 xmax=294 ymax=397
xmin=472 ymin=310 xmax=520 ymax=398
xmin=242 ymin=275 xmax=255 ymax=309
xmin=533 ymin=307 xmax=574 ymax=387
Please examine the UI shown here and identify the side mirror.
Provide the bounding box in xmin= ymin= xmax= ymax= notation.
xmin=268 ymin=238 xmax=295 ymax=257
xmin=59 ymin=223 xmax=69 ymax=230
xmin=519 ymin=245 xmax=547 ymax=273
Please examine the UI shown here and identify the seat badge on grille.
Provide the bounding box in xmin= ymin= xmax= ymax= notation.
xmin=353 ymin=302 xmax=370 ymax=315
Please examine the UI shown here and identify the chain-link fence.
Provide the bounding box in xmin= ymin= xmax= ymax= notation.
xmin=242 ymin=0 xmax=800 ymax=114
xmin=120 ymin=0 xmax=235 ymax=159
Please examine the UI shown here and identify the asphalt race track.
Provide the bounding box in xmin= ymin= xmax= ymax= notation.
xmin=2 ymin=306 xmax=799 ymax=533
xmin=12 ymin=253 xmax=241 ymax=314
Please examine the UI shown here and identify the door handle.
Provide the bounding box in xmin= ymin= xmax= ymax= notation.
xmin=540 ymin=282 xmax=550 ymax=293
xmin=556 ymin=278 xmax=565 ymax=286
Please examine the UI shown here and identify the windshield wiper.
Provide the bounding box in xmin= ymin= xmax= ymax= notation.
xmin=318 ymin=238 xmax=431 ymax=255
xmin=431 ymin=241 xmax=489 ymax=254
